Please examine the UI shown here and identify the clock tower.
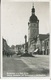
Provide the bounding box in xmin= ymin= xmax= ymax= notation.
xmin=28 ymin=5 xmax=39 ymax=53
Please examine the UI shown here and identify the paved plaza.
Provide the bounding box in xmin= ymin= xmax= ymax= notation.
xmin=3 ymin=54 xmax=49 ymax=77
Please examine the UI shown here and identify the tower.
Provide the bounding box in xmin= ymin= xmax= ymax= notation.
xmin=28 ymin=4 xmax=39 ymax=53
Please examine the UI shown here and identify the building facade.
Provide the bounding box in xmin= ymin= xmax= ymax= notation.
xmin=28 ymin=5 xmax=49 ymax=55
xmin=28 ymin=5 xmax=39 ymax=54
xmin=3 ymin=38 xmax=15 ymax=56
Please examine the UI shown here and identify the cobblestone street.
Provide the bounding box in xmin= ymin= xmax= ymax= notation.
xmin=3 ymin=54 xmax=49 ymax=77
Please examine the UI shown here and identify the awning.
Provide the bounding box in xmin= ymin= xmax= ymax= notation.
xmin=34 ymin=49 xmax=38 ymax=52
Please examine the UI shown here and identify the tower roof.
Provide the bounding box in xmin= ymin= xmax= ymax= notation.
xmin=29 ymin=14 xmax=38 ymax=23
xmin=29 ymin=3 xmax=39 ymax=23
xmin=39 ymin=34 xmax=49 ymax=41
xmin=32 ymin=5 xmax=35 ymax=14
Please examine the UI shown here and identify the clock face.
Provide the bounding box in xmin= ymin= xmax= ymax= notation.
xmin=32 ymin=23 xmax=36 ymax=26
xmin=32 ymin=23 xmax=37 ymax=28
xmin=29 ymin=23 xmax=38 ymax=28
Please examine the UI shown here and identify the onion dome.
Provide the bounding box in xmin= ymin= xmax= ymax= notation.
xmin=29 ymin=5 xmax=38 ymax=23
xmin=29 ymin=14 xmax=38 ymax=23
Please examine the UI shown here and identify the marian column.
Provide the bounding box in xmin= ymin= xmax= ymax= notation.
xmin=24 ymin=35 xmax=28 ymax=54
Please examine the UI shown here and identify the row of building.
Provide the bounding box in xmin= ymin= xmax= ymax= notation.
xmin=10 ymin=34 xmax=49 ymax=55
xmin=3 ymin=38 xmax=15 ymax=56
xmin=3 ymin=33 xmax=49 ymax=56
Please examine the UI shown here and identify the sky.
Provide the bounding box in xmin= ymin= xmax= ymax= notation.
xmin=2 ymin=1 xmax=50 ymax=46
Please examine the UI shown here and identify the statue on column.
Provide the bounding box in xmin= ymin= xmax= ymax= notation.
xmin=24 ymin=35 xmax=28 ymax=54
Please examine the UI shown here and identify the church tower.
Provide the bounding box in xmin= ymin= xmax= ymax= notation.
xmin=28 ymin=4 xmax=39 ymax=53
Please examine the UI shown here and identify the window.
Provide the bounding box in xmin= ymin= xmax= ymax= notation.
xmin=47 ymin=42 xmax=48 ymax=46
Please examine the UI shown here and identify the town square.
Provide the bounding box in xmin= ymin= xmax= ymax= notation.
xmin=2 ymin=2 xmax=50 ymax=77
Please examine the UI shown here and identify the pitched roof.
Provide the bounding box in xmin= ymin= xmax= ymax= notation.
xmin=39 ymin=34 xmax=49 ymax=41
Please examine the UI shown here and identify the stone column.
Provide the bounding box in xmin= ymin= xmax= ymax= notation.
xmin=24 ymin=35 xmax=28 ymax=54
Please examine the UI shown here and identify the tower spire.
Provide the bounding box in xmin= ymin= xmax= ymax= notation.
xmin=32 ymin=3 xmax=35 ymax=14
xmin=33 ymin=3 xmax=34 ymax=8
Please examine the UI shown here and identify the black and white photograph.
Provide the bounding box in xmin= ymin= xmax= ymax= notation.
xmin=2 ymin=0 xmax=50 ymax=77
